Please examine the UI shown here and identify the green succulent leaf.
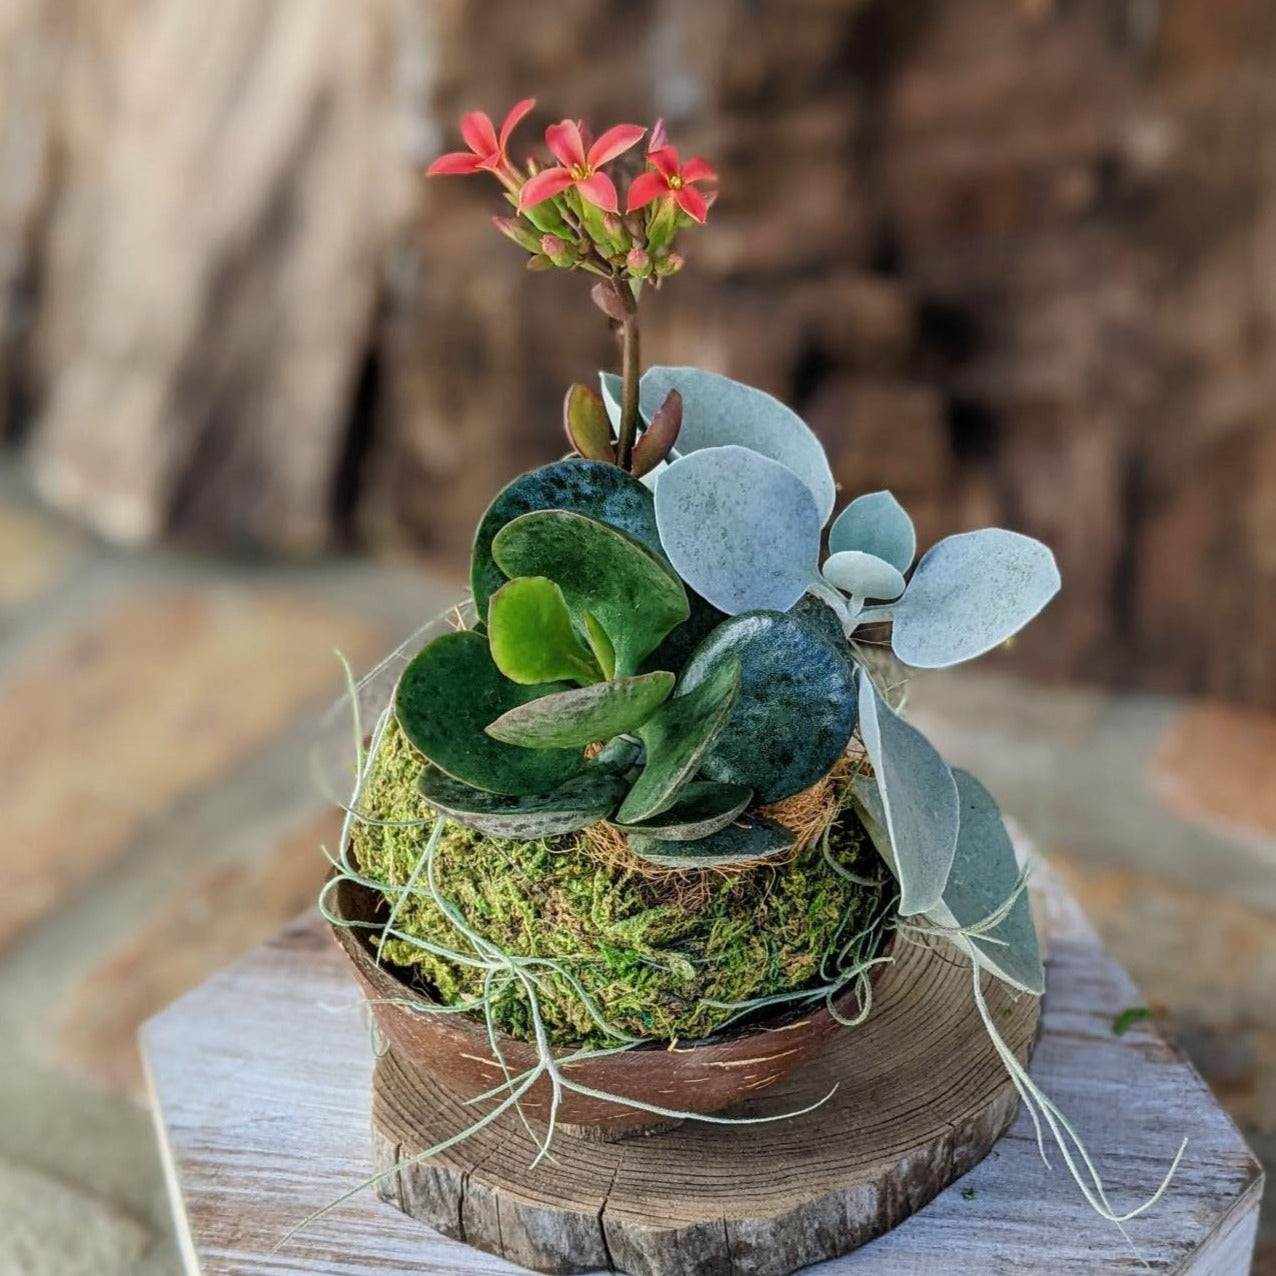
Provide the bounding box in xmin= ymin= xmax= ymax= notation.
xmin=591 ymin=736 xmax=641 ymax=775
xmin=828 ymin=491 xmax=916 ymax=572
xmin=627 ymin=815 xmax=795 ymax=868
xmin=564 ymin=383 xmax=615 ymax=463
xmin=617 ymin=655 xmax=742 ymax=824
xmin=679 ymin=611 xmax=858 ymax=804
xmin=822 ymin=550 xmax=907 ymax=601
xmin=492 ymin=510 xmax=689 ymax=678
xmin=638 ymin=367 xmax=836 ymax=523
xmin=487 ymin=576 xmax=601 ymax=686
xmin=584 ymin=611 xmax=616 ymax=679
xmin=395 ymin=631 xmax=584 ymax=797
xmin=485 ymin=671 xmax=674 ymax=749
xmin=890 ymin=529 xmax=1061 ymax=669
xmin=655 ymin=446 xmax=823 ymax=615
xmin=926 ymin=769 xmax=1044 ymax=994
xmin=419 ymin=766 xmax=627 ymax=839
xmin=856 ymin=671 xmax=959 ymax=915
xmin=471 ymin=459 xmax=665 ymax=618
xmin=611 ymin=781 xmax=752 ymax=842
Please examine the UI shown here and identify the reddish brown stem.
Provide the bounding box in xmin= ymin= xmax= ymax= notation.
xmin=616 ymin=282 xmax=641 ymax=471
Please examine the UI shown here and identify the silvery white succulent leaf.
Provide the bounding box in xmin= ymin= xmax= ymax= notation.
xmin=639 ymin=367 xmax=836 ymax=523
xmin=821 ymin=550 xmax=906 ymax=601
xmin=828 ymin=490 xmax=916 ymax=572
xmin=655 ymin=446 xmax=822 ymax=615
xmin=598 ymin=371 xmax=628 ymax=430
xmin=927 ymin=769 xmax=1044 ymax=994
xmin=891 ymin=528 xmax=1061 ymax=669
xmin=857 ymin=671 xmax=959 ymax=915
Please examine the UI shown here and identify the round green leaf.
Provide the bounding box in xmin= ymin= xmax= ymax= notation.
xmin=655 ymin=446 xmax=822 ymax=615
xmin=395 ymin=631 xmax=584 ymax=797
xmin=679 ymin=611 xmax=857 ymax=804
xmin=627 ymin=816 xmax=795 ymax=868
xmin=485 ymin=672 xmax=674 ymax=749
xmin=493 ymin=510 xmax=689 ymax=678
xmin=470 ymin=459 xmax=664 ymax=618
xmin=610 ymin=781 xmax=752 ymax=842
xmin=616 ymin=655 xmax=742 ymax=824
xmin=419 ymin=766 xmax=627 ymax=839
xmin=639 ymin=367 xmax=836 ymax=523
xmin=828 ymin=491 xmax=916 ymax=572
xmin=890 ymin=529 xmax=1061 ymax=669
xmin=927 ymin=769 xmax=1044 ymax=994
xmin=488 ymin=576 xmax=600 ymax=686
xmin=821 ymin=551 xmax=906 ymax=601
xmin=856 ymin=671 xmax=958 ymax=915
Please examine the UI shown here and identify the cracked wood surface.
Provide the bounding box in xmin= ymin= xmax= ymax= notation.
xmin=141 ymin=866 xmax=1262 ymax=1274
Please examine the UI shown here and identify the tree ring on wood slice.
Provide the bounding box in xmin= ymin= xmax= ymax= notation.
xmin=369 ymin=930 xmax=1042 ymax=1276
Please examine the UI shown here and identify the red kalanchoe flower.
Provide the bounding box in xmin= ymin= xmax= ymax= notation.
xmin=626 ymin=145 xmax=717 ymax=223
xmin=426 ymin=98 xmax=536 ymax=178
xmin=519 ymin=120 xmax=646 ymax=213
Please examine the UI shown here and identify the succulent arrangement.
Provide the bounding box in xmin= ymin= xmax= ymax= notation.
xmin=317 ymin=100 xmax=1181 ymax=1248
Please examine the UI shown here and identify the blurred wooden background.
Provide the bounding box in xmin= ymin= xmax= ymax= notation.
xmin=2 ymin=0 xmax=1274 ymax=707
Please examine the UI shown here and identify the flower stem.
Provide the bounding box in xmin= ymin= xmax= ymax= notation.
xmin=616 ymin=282 xmax=641 ymax=470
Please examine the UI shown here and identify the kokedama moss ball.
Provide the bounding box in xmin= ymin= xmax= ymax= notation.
xmin=353 ymin=721 xmax=886 ymax=1048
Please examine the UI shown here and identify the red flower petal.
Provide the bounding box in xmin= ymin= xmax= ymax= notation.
xmin=673 ymin=183 xmax=709 ymax=223
xmin=459 ymin=111 xmax=498 ymax=158
xmin=576 ymin=170 xmax=620 ymax=212
xmin=625 ymin=171 xmax=668 ymax=212
xmin=426 ymin=151 xmax=486 ymax=176
xmin=588 ymin=124 xmax=646 ymax=168
xmin=681 ymin=156 xmax=717 ymax=184
xmin=648 ymin=145 xmax=681 ymax=179
xmin=498 ymin=98 xmax=536 ymax=150
xmin=546 ymin=120 xmax=587 ymax=170
xmin=518 ymin=167 xmax=574 ymax=208
xmin=649 ymin=118 xmax=670 ymax=152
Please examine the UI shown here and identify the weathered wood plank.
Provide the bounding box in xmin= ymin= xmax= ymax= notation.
xmin=140 ymin=863 xmax=1262 ymax=1274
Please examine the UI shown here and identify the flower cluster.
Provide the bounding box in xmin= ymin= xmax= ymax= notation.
xmin=427 ymin=101 xmax=717 ymax=285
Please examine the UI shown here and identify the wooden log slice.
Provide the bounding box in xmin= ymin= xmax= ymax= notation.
xmin=371 ymin=933 xmax=1041 ymax=1276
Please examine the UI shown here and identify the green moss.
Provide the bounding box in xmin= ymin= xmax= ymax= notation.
xmin=352 ymin=720 xmax=885 ymax=1048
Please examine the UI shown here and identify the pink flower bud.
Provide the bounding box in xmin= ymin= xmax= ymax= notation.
xmin=540 ymin=233 xmax=568 ymax=257
xmin=602 ymin=213 xmax=623 ymax=237
xmin=626 ymin=247 xmax=651 ymax=275
xmin=654 ymin=251 xmax=685 ymax=277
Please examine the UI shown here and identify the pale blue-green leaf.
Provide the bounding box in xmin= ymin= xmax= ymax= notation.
xmin=655 ymin=446 xmax=821 ymax=615
xmin=598 ymin=371 xmax=627 ymax=430
xmin=927 ymin=769 xmax=1044 ymax=994
xmin=857 ymin=671 xmax=959 ymax=915
xmin=828 ymin=491 xmax=916 ymax=571
xmin=848 ymin=773 xmax=897 ymax=881
xmin=891 ymin=529 xmax=1061 ymax=669
xmin=639 ymin=367 xmax=836 ymax=523
xmin=821 ymin=551 xmax=906 ymax=601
